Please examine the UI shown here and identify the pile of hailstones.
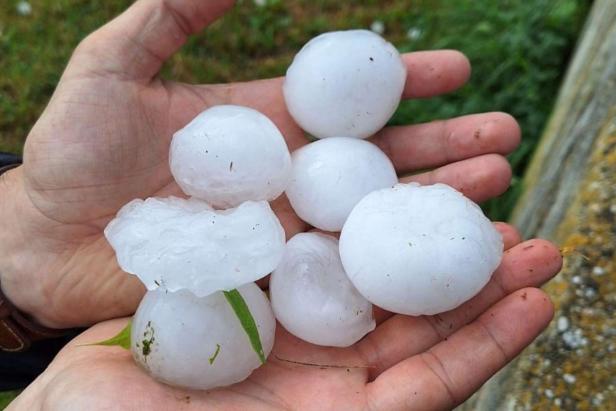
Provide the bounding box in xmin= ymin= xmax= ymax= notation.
xmin=105 ymin=30 xmax=503 ymax=391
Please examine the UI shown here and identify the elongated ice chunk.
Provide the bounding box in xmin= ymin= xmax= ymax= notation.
xmin=104 ymin=197 xmax=285 ymax=296
xmin=270 ymin=232 xmax=375 ymax=347
xmin=169 ymin=105 xmax=292 ymax=208
xmin=339 ymin=183 xmax=503 ymax=316
xmin=131 ymin=283 xmax=275 ymax=390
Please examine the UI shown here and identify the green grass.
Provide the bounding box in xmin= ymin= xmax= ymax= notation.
xmin=0 ymin=391 xmax=19 ymax=409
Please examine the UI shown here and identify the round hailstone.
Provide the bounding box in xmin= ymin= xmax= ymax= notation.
xmin=104 ymin=197 xmax=285 ymax=297
xmin=169 ymin=105 xmax=292 ymax=209
xmin=339 ymin=183 xmax=503 ymax=316
xmin=131 ymin=283 xmax=275 ymax=390
xmin=283 ymin=30 xmax=407 ymax=139
xmin=270 ymin=232 xmax=375 ymax=347
xmin=286 ymin=137 xmax=397 ymax=231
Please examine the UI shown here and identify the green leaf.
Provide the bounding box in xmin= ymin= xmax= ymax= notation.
xmin=83 ymin=320 xmax=132 ymax=350
xmin=223 ymin=289 xmax=266 ymax=364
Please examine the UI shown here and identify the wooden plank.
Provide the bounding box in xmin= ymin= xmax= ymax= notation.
xmin=461 ymin=0 xmax=616 ymax=409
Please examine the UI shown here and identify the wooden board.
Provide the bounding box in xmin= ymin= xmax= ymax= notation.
xmin=461 ymin=0 xmax=616 ymax=409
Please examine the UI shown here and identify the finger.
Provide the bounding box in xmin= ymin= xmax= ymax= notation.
xmin=372 ymin=112 xmax=521 ymax=173
xmin=371 ymin=222 xmax=522 ymax=324
xmin=400 ymin=154 xmax=512 ymax=203
xmin=201 ymin=49 xmax=471 ymax=103
xmin=401 ymin=50 xmax=471 ymax=99
xmin=358 ymin=239 xmax=561 ymax=378
xmin=187 ymin=50 xmax=471 ymax=142
xmin=366 ymin=288 xmax=554 ymax=411
xmin=70 ymin=0 xmax=235 ymax=80
xmin=493 ymin=222 xmax=522 ymax=250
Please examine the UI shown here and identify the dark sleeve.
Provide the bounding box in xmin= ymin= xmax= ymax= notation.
xmin=0 ymin=331 xmax=82 ymax=390
xmin=0 ymin=153 xmax=22 ymax=165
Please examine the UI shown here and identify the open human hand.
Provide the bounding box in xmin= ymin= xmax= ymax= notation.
xmin=9 ymin=226 xmax=561 ymax=410
xmin=0 ymin=0 xmax=522 ymax=329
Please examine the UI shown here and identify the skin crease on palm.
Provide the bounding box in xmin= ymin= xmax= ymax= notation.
xmin=0 ymin=1 xmax=564 ymax=410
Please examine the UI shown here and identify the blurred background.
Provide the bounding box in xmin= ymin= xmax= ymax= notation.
xmin=0 ymin=0 xmax=596 ymax=408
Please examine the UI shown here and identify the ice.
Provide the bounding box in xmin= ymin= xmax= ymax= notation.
xmin=286 ymin=137 xmax=397 ymax=231
xmin=270 ymin=233 xmax=375 ymax=347
xmin=104 ymin=197 xmax=285 ymax=297
xmin=169 ymin=105 xmax=292 ymax=209
xmin=339 ymin=183 xmax=503 ymax=316
xmin=131 ymin=283 xmax=275 ymax=390
xmin=283 ymin=30 xmax=406 ymax=139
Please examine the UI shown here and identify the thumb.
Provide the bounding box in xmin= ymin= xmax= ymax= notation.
xmin=68 ymin=0 xmax=235 ymax=81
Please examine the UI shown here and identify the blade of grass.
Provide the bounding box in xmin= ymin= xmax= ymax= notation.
xmin=81 ymin=320 xmax=132 ymax=350
xmin=223 ymin=289 xmax=266 ymax=364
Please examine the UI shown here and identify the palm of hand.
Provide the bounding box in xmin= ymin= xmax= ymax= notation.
xmin=14 ymin=276 xmax=557 ymax=411
xmin=25 ymin=323 xmax=373 ymax=410
xmin=13 ymin=218 xmax=561 ymax=410
xmin=25 ymin=69 xmax=307 ymax=224
xmin=17 ymin=64 xmax=306 ymax=326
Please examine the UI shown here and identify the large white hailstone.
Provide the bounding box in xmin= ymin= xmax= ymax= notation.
xmin=283 ymin=30 xmax=407 ymax=139
xmin=131 ymin=283 xmax=276 ymax=390
xmin=104 ymin=197 xmax=285 ymax=297
xmin=270 ymin=233 xmax=375 ymax=347
xmin=339 ymin=183 xmax=503 ymax=316
xmin=169 ymin=105 xmax=292 ymax=208
xmin=286 ymin=137 xmax=397 ymax=231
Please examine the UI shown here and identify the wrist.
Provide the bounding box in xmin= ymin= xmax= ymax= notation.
xmin=0 ymin=166 xmax=27 ymax=273
xmin=0 ymin=166 xmax=59 ymax=328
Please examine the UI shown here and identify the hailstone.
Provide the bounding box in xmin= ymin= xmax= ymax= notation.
xmin=339 ymin=183 xmax=503 ymax=316
xmin=286 ymin=137 xmax=397 ymax=231
xmin=283 ymin=30 xmax=407 ymax=139
xmin=104 ymin=197 xmax=285 ymax=297
xmin=270 ymin=232 xmax=375 ymax=347
xmin=131 ymin=283 xmax=275 ymax=390
xmin=169 ymin=105 xmax=292 ymax=208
